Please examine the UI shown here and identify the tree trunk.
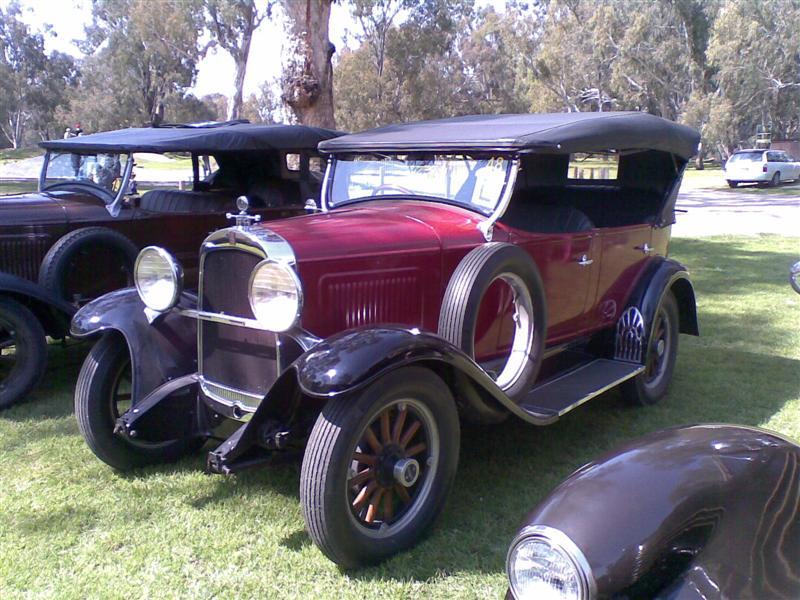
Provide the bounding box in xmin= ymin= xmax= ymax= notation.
xmin=280 ymin=0 xmax=336 ymax=128
xmin=227 ymin=21 xmax=255 ymax=121
xmin=695 ymin=142 xmax=704 ymax=170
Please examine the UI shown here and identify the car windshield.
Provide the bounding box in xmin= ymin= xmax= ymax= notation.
xmin=43 ymin=152 xmax=130 ymax=200
xmin=728 ymin=151 xmax=763 ymax=163
xmin=328 ymin=154 xmax=513 ymax=215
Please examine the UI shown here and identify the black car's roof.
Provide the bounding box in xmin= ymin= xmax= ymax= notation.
xmin=40 ymin=121 xmax=343 ymax=154
xmin=319 ymin=112 xmax=700 ymax=160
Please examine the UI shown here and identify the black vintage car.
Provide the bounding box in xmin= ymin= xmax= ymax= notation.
xmin=0 ymin=121 xmax=340 ymax=408
xmin=504 ymin=424 xmax=800 ymax=600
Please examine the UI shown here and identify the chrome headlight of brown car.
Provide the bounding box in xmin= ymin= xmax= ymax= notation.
xmin=134 ymin=246 xmax=183 ymax=311
xmin=248 ymin=259 xmax=302 ymax=332
xmin=507 ymin=526 xmax=595 ymax=600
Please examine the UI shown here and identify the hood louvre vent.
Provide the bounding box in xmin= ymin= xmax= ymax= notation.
xmin=0 ymin=237 xmax=50 ymax=281
xmin=324 ymin=270 xmax=421 ymax=329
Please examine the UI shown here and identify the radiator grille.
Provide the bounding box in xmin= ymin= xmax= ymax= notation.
xmin=199 ymin=247 xmax=278 ymax=401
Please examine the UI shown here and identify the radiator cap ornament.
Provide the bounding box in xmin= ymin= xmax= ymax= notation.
xmin=227 ymin=196 xmax=261 ymax=227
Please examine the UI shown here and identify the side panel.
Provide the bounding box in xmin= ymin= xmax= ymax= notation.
xmin=71 ymin=288 xmax=198 ymax=403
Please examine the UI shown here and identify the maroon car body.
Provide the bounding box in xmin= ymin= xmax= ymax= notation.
xmin=0 ymin=121 xmax=339 ymax=408
xmin=71 ymin=112 xmax=701 ymax=567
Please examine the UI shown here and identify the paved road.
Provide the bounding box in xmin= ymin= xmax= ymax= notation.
xmin=673 ymin=187 xmax=799 ymax=237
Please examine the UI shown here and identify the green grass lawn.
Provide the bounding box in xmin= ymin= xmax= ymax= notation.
xmin=1 ymin=236 xmax=799 ymax=599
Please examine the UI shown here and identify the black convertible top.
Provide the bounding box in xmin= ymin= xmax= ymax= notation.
xmin=319 ymin=112 xmax=700 ymax=160
xmin=40 ymin=121 xmax=342 ymax=154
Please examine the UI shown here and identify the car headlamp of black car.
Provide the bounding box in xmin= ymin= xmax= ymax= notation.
xmin=134 ymin=246 xmax=183 ymax=312
xmin=507 ymin=526 xmax=595 ymax=600
xmin=248 ymin=259 xmax=302 ymax=332
xmin=791 ymin=260 xmax=800 ymax=295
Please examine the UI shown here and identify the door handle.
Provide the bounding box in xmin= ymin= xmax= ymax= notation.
xmin=635 ymin=243 xmax=653 ymax=255
xmin=578 ymin=254 xmax=593 ymax=266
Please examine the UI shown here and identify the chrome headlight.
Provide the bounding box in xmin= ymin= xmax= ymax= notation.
xmin=248 ymin=260 xmax=302 ymax=332
xmin=507 ymin=526 xmax=595 ymax=600
xmin=134 ymin=246 xmax=183 ymax=311
xmin=791 ymin=260 xmax=800 ymax=294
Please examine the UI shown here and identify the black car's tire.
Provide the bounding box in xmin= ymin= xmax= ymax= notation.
xmin=39 ymin=227 xmax=139 ymax=304
xmin=75 ymin=333 xmax=203 ymax=471
xmin=622 ymin=292 xmax=679 ymax=406
xmin=439 ymin=243 xmax=546 ymax=408
xmin=300 ymin=366 xmax=460 ymax=568
xmin=0 ymin=297 xmax=47 ymax=409
xmin=727 ymin=180 xmax=738 ymax=188
xmin=770 ymin=172 xmax=781 ymax=187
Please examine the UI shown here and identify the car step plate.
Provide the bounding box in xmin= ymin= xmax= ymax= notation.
xmin=520 ymin=358 xmax=644 ymax=419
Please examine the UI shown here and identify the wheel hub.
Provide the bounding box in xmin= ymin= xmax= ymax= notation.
xmin=656 ymin=339 xmax=665 ymax=356
xmin=393 ymin=458 xmax=420 ymax=487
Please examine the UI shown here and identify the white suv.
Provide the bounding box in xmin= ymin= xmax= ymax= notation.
xmin=724 ymin=149 xmax=800 ymax=188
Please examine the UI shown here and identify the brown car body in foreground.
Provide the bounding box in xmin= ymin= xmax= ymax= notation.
xmin=505 ymin=424 xmax=800 ymax=600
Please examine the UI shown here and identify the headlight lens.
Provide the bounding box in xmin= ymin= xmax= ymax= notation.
xmin=134 ymin=246 xmax=182 ymax=311
xmin=507 ymin=527 xmax=593 ymax=600
xmin=248 ymin=260 xmax=302 ymax=332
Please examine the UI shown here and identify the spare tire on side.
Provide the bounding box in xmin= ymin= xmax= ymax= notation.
xmin=38 ymin=227 xmax=140 ymax=305
xmin=438 ymin=243 xmax=546 ymax=415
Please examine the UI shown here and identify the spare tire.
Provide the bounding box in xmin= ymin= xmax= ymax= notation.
xmin=39 ymin=227 xmax=140 ymax=305
xmin=438 ymin=243 xmax=546 ymax=408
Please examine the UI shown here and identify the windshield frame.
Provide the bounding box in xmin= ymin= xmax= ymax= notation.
xmin=39 ymin=150 xmax=134 ymax=216
xmin=322 ymin=152 xmax=518 ymax=216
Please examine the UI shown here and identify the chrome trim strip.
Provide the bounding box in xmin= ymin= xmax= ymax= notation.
xmin=506 ymin=525 xmax=597 ymax=600
xmin=320 ymin=156 xmax=333 ymax=212
xmin=478 ymin=157 xmax=520 ymax=241
xmin=200 ymin=377 xmax=258 ymax=422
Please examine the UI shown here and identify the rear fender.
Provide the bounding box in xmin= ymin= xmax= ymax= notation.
xmin=630 ymin=257 xmax=699 ymax=336
xmin=71 ymin=288 xmax=198 ymax=403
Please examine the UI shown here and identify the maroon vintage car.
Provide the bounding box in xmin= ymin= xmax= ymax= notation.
xmin=0 ymin=121 xmax=340 ymax=408
xmin=70 ymin=112 xmax=700 ymax=567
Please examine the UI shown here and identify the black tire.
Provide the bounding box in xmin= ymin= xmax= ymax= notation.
xmin=39 ymin=227 xmax=139 ymax=304
xmin=621 ymin=291 xmax=679 ymax=406
xmin=0 ymin=297 xmax=47 ymax=409
xmin=438 ymin=243 xmax=546 ymax=408
xmin=727 ymin=180 xmax=738 ymax=188
xmin=75 ymin=333 xmax=202 ymax=470
xmin=770 ymin=172 xmax=780 ymax=187
xmin=300 ymin=366 xmax=460 ymax=568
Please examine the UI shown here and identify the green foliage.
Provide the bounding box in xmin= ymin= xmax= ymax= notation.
xmin=65 ymin=0 xmax=205 ymax=132
xmin=0 ymin=235 xmax=798 ymax=598
xmin=0 ymin=1 xmax=78 ymax=148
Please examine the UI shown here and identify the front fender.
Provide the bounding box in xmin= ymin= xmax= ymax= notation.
xmin=71 ymin=288 xmax=198 ymax=403
xmin=516 ymin=424 xmax=800 ymax=598
xmin=0 ymin=270 xmax=74 ymax=337
xmin=291 ymin=326 xmax=552 ymax=424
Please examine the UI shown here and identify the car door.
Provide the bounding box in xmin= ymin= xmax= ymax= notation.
xmin=508 ymin=229 xmax=599 ymax=344
xmin=588 ymin=223 xmax=653 ymax=331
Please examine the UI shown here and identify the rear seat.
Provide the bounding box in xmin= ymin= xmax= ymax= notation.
xmin=139 ymin=189 xmax=235 ymax=213
xmin=501 ymin=202 xmax=594 ymax=233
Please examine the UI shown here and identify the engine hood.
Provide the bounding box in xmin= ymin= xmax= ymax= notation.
xmin=0 ymin=191 xmax=68 ymax=226
xmin=258 ymin=200 xmax=490 ymax=262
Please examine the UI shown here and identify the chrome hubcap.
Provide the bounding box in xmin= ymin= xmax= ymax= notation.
xmin=393 ymin=458 xmax=420 ymax=487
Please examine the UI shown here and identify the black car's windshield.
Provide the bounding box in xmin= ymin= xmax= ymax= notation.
xmin=43 ymin=152 xmax=130 ymax=200
xmin=328 ymin=153 xmax=513 ymax=215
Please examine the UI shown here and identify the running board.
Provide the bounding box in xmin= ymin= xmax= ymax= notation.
xmin=519 ymin=359 xmax=644 ymax=420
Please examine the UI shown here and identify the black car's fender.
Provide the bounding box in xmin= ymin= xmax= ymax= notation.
xmin=0 ymin=270 xmax=75 ymax=338
xmin=291 ymin=326 xmax=551 ymax=424
xmin=508 ymin=424 xmax=800 ymax=599
xmin=70 ymin=288 xmax=198 ymax=403
xmin=629 ymin=256 xmax=699 ymax=337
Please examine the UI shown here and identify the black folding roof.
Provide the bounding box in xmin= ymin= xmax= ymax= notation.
xmin=319 ymin=112 xmax=700 ymax=160
xmin=40 ymin=121 xmax=342 ymax=154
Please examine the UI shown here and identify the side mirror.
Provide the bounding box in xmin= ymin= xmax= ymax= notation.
xmin=304 ymin=198 xmax=320 ymax=213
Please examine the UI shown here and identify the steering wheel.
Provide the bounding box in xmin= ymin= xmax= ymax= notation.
xmin=371 ymin=184 xmax=412 ymax=196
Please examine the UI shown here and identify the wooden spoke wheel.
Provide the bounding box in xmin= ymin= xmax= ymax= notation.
xmin=300 ymin=366 xmax=460 ymax=568
xmin=347 ymin=398 xmax=437 ymax=530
